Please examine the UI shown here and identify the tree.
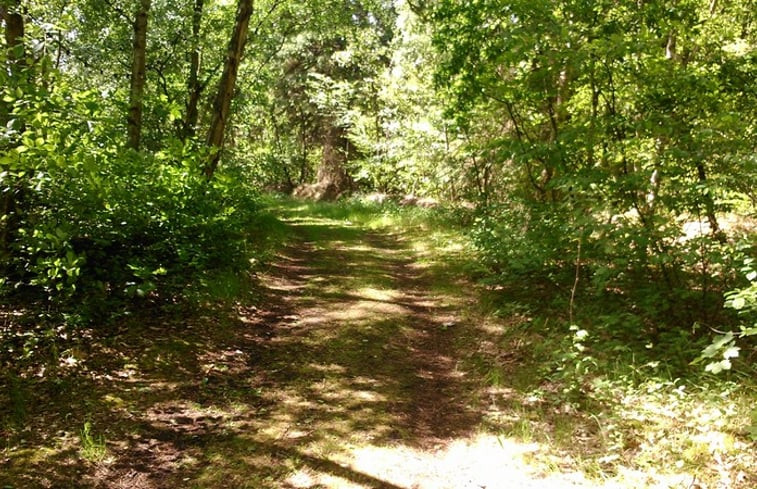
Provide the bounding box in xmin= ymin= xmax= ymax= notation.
xmin=127 ymin=0 xmax=151 ymax=149
xmin=245 ymin=0 xmax=397 ymax=197
xmin=0 ymin=0 xmax=26 ymax=264
xmin=182 ymin=0 xmax=205 ymax=140
xmin=205 ymin=0 xmax=253 ymax=178
xmin=425 ymin=0 xmax=755 ymax=321
xmin=0 ymin=0 xmax=24 ymax=68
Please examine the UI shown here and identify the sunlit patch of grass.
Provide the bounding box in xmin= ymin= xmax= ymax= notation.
xmin=79 ymin=421 xmax=107 ymax=462
xmin=198 ymin=269 xmax=245 ymax=301
xmin=481 ymin=373 xmax=757 ymax=487
xmin=475 ymin=343 xmax=757 ymax=487
xmin=355 ymin=287 xmax=398 ymax=302
xmin=602 ymin=379 xmax=756 ymax=487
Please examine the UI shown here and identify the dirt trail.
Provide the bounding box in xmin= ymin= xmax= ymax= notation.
xmin=188 ymin=212 xmax=588 ymax=489
xmin=251 ymin=217 xmax=480 ymax=444
xmin=1 ymin=208 xmax=605 ymax=489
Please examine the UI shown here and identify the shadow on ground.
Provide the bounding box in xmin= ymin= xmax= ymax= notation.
xmin=1 ymin=208 xmax=491 ymax=489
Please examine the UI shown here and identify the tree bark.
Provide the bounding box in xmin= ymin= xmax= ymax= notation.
xmin=1 ymin=1 xmax=24 ymax=68
xmin=182 ymin=0 xmax=204 ymax=140
xmin=127 ymin=0 xmax=151 ymax=150
xmin=204 ymin=0 xmax=253 ymax=178
xmin=0 ymin=1 xmax=25 ymax=265
xmin=0 ymin=0 xmax=25 ymax=125
xmin=316 ymin=121 xmax=352 ymax=198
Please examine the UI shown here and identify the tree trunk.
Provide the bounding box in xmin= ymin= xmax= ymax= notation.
xmin=316 ymin=121 xmax=352 ymax=198
xmin=298 ymin=117 xmax=309 ymax=184
xmin=127 ymin=0 xmax=150 ymax=150
xmin=0 ymin=1 xmax=25 ymax=266
xmin=182 ymin=0 xmax=204 ymax=140
xmin=696 ymin=162 xmax=724 ymax=242
xmin=1 ymin=1 xmax=24 ymax=68
xmin=0 ymin=1 xmax=25 ymax=128
xmin=204 ymin=0 xmax=253 ymax=178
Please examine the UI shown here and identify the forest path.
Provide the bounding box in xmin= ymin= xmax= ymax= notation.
xmin=161 ymin=203 xmax=602 ymax=489
xmin=2 ymin=202 xmax=607 ymax=489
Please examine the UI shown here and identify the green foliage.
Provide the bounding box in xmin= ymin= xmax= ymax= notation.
xmin=553 ymin=325 xmax=599 ymax=397
xmin=424 ymin=0 xmax=756 ymax=363
xmin=2 ymin=0 xmax=755 ymax=396
xmin=1 ymin=53 xmax=260 ymax=326
xmin=6 ymin=144 xmax=259 ymax=315
xmin=696 ymin=255 xmax=757 ymax=373
xmin=347 ymin=3 xmax=457 ymax=197
xmin=470 ymin=200 xmax=578 ymax=279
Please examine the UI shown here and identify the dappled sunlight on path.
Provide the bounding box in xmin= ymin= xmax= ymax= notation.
xmin=287 ymin=434 xmax=606 ymax=489
xmin=2 ymin=205 xmax=704 ymax=489
xmin=249 ymin=215 xmax=480 ymax=442
xmin=202 ymin=211 xmax=640 ymax=489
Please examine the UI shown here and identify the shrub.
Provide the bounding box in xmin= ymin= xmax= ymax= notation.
xmin=1 ymin=85 xmax=260 ymax=323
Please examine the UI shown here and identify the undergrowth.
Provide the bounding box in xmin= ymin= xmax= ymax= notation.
xmin=79 ymin=421 xmax=107 ymax=462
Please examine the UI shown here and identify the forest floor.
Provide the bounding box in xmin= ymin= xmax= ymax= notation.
xmin=1 ymin=199 xmax=755 ymax=489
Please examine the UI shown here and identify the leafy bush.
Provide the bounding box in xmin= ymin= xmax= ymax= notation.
xmin=1 ymin=83 xmax=260 ymax=323
xmin=469 ymin=190 xmax=754 ymax=372
xmin=696 ymin=253 xmax=757 ymax=373
xmin=470 ymin=200 xmax=579 ymax=279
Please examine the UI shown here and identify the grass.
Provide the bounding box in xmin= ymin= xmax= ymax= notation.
xmin=79 ymin=421 xmax=107 ymax=462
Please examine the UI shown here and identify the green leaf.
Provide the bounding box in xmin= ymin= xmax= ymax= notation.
xmin=742 ymin=326 xmax=757 ymax=336
xmin=701 ymin=333 xmax=734 ymax=358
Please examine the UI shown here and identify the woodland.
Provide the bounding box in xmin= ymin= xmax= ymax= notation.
xmin=1 ymin=0 xmax=756 ymax=488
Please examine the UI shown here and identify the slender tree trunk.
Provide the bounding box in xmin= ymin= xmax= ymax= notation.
xmin=0 ymin=1 xmax=25 ymax=128
xmin=0 ymin=1 xmax=25 ymax=265
xmin=182 ymin=0 xmax=204 ymax=140
xmin=205 ymin=0 xmax=253 ymax=178
xmin=665 ymin=32 xmax=678 ymax=61
xmin=696 ymin=162 xmax=724 ymax=242
xmin=270 ymin=112 xmax=293 ymax=190
xmin=127 ymin=0 xmax=150 ymax=150
xmin=299 ymin=118 xmax=309 ymax=184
